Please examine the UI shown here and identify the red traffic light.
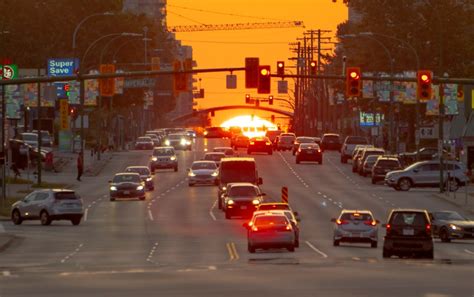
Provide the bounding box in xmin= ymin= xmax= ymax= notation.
xmin=257 ymin=65 xmax=271 ymax=94
xmin=310 ymin=61 xmax=317 ymax=75
xmin=245 ymin=94 xmax=251 ymax=104
xmin=63 ymin=84 xmax=71 ymax=92
xmin=276 ymin=61 xmax=285 ymax=76
xmin=269 ymin=95 xmax=274 ymax=105
xmin=420 ymin=74 xmax=429 ymax=82
xmin=417 ymin=70 xmax=433 ymax=101
xmin=346 ymin=67 xmax=361 ymax=97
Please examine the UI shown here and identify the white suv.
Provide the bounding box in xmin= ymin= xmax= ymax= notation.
xmin=340 ymin=136 xmax=369 ymax=163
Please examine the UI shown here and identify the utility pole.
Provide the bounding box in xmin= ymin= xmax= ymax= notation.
xmin=439 ymin=80 xmax=445 ymax=193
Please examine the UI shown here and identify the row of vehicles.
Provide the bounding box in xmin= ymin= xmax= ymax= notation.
xmin=135 ymin=128 xmax=195 ymax=151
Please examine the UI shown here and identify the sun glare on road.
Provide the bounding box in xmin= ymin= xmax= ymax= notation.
xmin=220 ymin=115 xmax=278 ymax=138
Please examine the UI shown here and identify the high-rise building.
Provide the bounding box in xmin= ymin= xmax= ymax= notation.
xmin=123 ymin=0 xmax=167 ymax=29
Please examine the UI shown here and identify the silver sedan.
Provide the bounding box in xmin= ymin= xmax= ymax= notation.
xmin=331 ymin=210 xmax=379 ymax=248
xmin=188 ymin=161 xmax=219 ymax=186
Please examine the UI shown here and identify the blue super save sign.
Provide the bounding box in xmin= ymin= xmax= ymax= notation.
xmin=47 ymin=58 xmax=79 ymax=99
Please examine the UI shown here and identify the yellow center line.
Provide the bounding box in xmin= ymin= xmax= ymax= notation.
xmin=230 ymin=243 xmax=239 ymax=261
xmin=226 ymin=243 xmax=235 ymax=261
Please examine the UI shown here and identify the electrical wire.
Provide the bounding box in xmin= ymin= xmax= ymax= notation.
xmin=167 ymin=10 xmax=207 ymax=25
xmin=180 ymin=39 xmax=289 ymax=45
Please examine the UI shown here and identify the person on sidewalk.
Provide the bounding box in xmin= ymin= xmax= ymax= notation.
xmin=77 ymin=151 xmax=84 ymax=181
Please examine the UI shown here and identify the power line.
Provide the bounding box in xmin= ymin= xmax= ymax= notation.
xmin=180 ymin=39 xmax=289 ymax=45
xmin=167 ymin=4 xmax=289 ymax=22
xmin=167 ymin=10 xmax=207 ymax=25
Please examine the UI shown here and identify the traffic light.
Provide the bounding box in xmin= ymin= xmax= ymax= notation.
xmin=174 ymin=61 xmax=188 ymax=92
xmin=257 ymin=65 xmax=271 ymax=94
xmin=245 ymin=57 xmax=259 ymax=88
xmin=309 ymin=61 xmax=317 ymax=76
xmin=276 ymin=61 xmax=285 ymax=76
xmin=416 ymin=70 xmax=433 ymax=101
xmin=269 ymin=95 xmax=274 ymax=105
xmin=271 ymin=115 xmax=275 ymax=123
xmin=245 ymin=94 xmax=251 ymax=104
xmin=63 ymin=83 xmax=71 ymax=97
xmin=346 ymin=67 xmax=361 ymax=97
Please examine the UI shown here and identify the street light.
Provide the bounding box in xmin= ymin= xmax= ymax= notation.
xmin=340 ymin=34 xmax=396 ymax=153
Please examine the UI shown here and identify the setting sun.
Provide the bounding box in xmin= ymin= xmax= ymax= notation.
xmin=220 ymin=115 xmax=278 ymax=138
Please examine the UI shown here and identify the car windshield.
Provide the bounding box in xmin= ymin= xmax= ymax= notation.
xmin=391 ymin=212 xmax=427 ymax=226
xmin=377 ymin=160 xmax=400 ymax=168
xmin=297 ymin=137 xmax=314 ymax=143
xmin=214 ymin=148 xmax=233 ymax=155
xmin=405 ymin=162 xmax=427 ymax=171
xmin=153 ymin=148 xmax=174 ymax=156
xmin=22 ymin=134 xmax=37 ymax=141
xmin=254 ymin=215 xmax=288 ymax=226
xmin=340 ymin=213 xmax=372 ymax=221
xmin=323 ymin=135 xmax=340 ymax=142
xmin=433 ymin=211 xmax=465 ymax=221
xmin=192 ymin=162 xmax=217 ymax=170
xmin=346 ymin=137 xmax=368 ymax=145
xmin=229 ymin=186 xmax=258 ymax=197
xmin=300 ymin=143 xmax=319 ymax=149
xmin=126 ymin=167 xmax=150 ymax=175
xmin=54 ymin=192 xmax=78 ymax=200
xmin=138 ymin=137 xmax=151 ymax=142
xmin=205 ymin=154 xmax=225 ymax=161
xmin=280 ymin=136 xmax=294 ymax=143
xmin=113 ymin=174 xmax=140 ymax=183
xmin=168 ymin=134 xmax=185 ymax=140
xmin=365 ymin=155 xmax=379 ymax=163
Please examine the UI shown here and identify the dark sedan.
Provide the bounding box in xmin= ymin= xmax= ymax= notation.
xmin=295 ymin=143 xmax=322 ymax=164
xmin=109 ymin=173 xmax=146 ymax=201
xmin=247 ymin=137 xmax=273 ymax=155
xmin=430 ymin=211 xmax=474 ymax=242
xmin=320 ymin=133 xmax=341 ymax=151
xmin=125 ymin=166 xmax=154 ymax=191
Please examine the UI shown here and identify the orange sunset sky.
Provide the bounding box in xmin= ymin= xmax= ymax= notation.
xmin=166 ymin=0 xmax=348 ymax=126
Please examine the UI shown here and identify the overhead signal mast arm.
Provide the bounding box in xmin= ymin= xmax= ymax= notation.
xmin=168 ymin=21 xmax=305 ymax=32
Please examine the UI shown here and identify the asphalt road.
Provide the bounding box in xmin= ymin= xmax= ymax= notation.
xmin=0 ymin=137 xmax=473 ymax=297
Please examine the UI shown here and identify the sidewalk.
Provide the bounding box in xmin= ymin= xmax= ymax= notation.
xmin=432 ymin=186 xmax=474 ymax=214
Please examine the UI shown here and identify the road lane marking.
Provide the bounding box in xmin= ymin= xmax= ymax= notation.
xmin=305 ymin=241 xmax=328 ymax=258
xmin=83 ymin=209 xmax=88 ymax=222
xmin=209 ymin=199 xmax=217 ymax=221
xmin=464 ymin=249 xmax=474 ymax=256
xmin=226 ymin=242 xmax=239 ymax=261
xmin=230 ymin=242 xmax=239 ymax=260
xmin=148 ymin=210 xmax=154 ymax=221
xmin=60 ymin=243 xmax=84 ymax=264
xmin=146 ymin=242 xmax=159 ymax=263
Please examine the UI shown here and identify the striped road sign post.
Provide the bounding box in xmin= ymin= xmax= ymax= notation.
xmin=281 ymin=186 xmax=289 ymax=203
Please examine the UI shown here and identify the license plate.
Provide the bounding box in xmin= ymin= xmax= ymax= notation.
xmin=403 ymin=228 xmax=414 ymax=236
xmin=240 ymin=206 xmax=247 ymax=210
xmin=124 ymin=191 xmax=130 ymax=195
xmin=307 ymin=151 xmax=314 ymax=154
xmin=351 ymin=233 xmax=361 ymax=237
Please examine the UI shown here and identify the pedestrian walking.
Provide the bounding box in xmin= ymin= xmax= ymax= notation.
xmin=77 ymin=151 xmax=84 ymax=181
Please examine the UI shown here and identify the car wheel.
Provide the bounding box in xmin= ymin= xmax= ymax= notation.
xmin=40 ymin=211 xmax=51 ymax=226
xmin=439 ymin=228 xmax=451 ymax=243
xmin=292 ymin=151 xmax=295 ymax=156
xmin=188 ymin=183 xmax=194 ymax=187
xmin=110 ymin=197 xmax=115 ymax=201
xmin=333 ymin=239 xmax=340 ymax=246
xmin=398 ymin=178 xmax=411 ymax=191
xmin=318 ymin=159 xmax=323 ymax=165
xmin=174 ymin=166 xmax=178 ymax=172
xmin=225 ymin=212 xmax=231 ymax=219
xmin=382 ymin=248 xmax=391 ymax=258
xmin=296 ymin=158 xmax=300 ymax=164
xmin=287 ymin=245 xmax=295 ymax=252
xmin=371 ymin=241 xmax=378 ymax=248
xmin=248 ymin=243 xmax=255 ymax=253
xmin=448 ymin=179 xmax=460 ymax=192
xmin=11 ymin=209 xmax=22 ymax=225
xmin=71 ymin=217 xmax=81 ymax=226
xmin=352 ymin=167 xmax=356 ymax=173
xmin=341 ymin=156 xmax=347 ymax=164
xmin=150 ymin=187 xmax=155 ymax=191
xmin=268 ymin=150 xmax=273 ymax=155
xmin=295 ymin=238 xmax=300 ymax=248
xmin=362 ymin=172 xmax=367 ymax=177
xmin=139 ymin=196 xmax=146 ymax=201
xmin=371 ymin=178 xmax=376 ymax=184
xmin=218 ymin=198 xmax=222 ymax=210
xmin=425 ymin=249 xmax=434 ymax=259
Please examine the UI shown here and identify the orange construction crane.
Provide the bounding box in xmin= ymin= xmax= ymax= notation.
xmin=168 ymin=21 xmax=305 ymax=33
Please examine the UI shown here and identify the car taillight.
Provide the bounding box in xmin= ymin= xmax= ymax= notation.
xmin=298 ymin=149 xmax=302 ymax=153
xmin=285 ymin=224 xmax=292 ymax=231
xmin=250 ymin=142 xmax=255 ymax=145
xmin=426 ymin=224 xmax=431 ymax=234
xmin=336 ymin=219 xmax=349 ymax=225
xmin=317 ymin=149 xmax=321 ymax=153
xmin=364 ymin=220 xmax=376 ymax=226
xmin=251 ymin=226 xmax=258 ymax=232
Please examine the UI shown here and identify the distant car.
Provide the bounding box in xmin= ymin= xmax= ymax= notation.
xmin=352 ymin=147 xmax=368 ymax=172
xmin=361 ymin=155 xmax=380 ymax=177
xmin=135 ymin=136 xmax=154 ymax=150
xmin=32 ymin=130 xmax=53 ymax=149
xmin=295 ymin=143 xmax=322 ymax=164
xmin=222 ymin=183 xmax=265 ymax=219
xmin=109 ymin=173 xmax=145 ymax=201
xmin=430 ymin=210 xmax=474 ymax=242
xmin=213 ymin=147 xmax=234 ymax=156
xmin=276 ymin=134 xmax=296 ymax=151
xmin=163 ymin=133 xmax=192 ymax=150
xmin=204 ymin=152 xmax=226 ymax=167
xmin=244 ymin=213 xmax=296 ymax=253
xmin=204 ymin=127 xmax=228 ymax=138
xmin=252 ymin=210 xmax=301 ymax=247
xmin=188 ymin=161 xmax=219 ymax=187
xmin=125 ymin=166 xmax=154 ymax=191
xmin=19 ymin=132 xmax=39 ymax=149
xmin=11 ymin=189 xmax=84 ymax=226
xmin=292 ymin=136 xmax=319 ymax=155
xmin=383 ymin=209 xmax=434 ymax=259
xmin=331 ymin=210 xmax=379 ymax=248
xmin=232 ymin=135 xmax=250 ymax=149
xmin=340 ymin=136 xmax=369 ymax=163
xmin=145 ymin=134 xmax=161 ymax=147
xmin=248 ymin=137 xmax=273 ymax=155
xmin=186 ymin=129 xmax=197 ymax=138
xmin=149 ymin=147 xmax=178 ymax=172
xmin=371 ymin=156 xmax=402 ymax=184
xmin=320 ymin=133 xmax=341 ymax=151
xmin=398 ymin=147 xmax=444 ymax=166
xmin=385 ymin=160 xmax=468 ymax=191
xmin=265 ymin=130 xmax=283 ymax=144
xmin=357 ymin=148 xmax=385 ymax=175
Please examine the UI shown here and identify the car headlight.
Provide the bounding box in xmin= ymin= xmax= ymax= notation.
xmin=227 ymin=199 xmax=234 ymax=205
xmin=146 ymin=177 xmax=153 ymax=182
xmin=189 ymin=172 xmax=196 ymax=177
xmin=110 ymin=186 xmax=117 ymax=191
xmin=252 ymin=199 xmax=260 ymax=205
xmin=186 ymin=141 xmax=191 ymax=145
xmin=137 ymin=185 xmax=144 ymax=191
xmin=212 ymin=172 xmax=218 ymax=177
xmin=222 ymin=186 xmax=227 ymax=191
xmin=170 ymin=156 xmax=176 ymax=161
xmin=180 ymin=139 xmax=186 ymax=145
xmin=449 ymin=224 xmax=461 ymax=230
xmin=152 ymin=157 xmax=158 ymax=161
xmin=165 ymin=140 xmax=170 ymax=146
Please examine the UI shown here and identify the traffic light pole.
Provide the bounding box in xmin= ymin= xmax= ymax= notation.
xmin=36 ymin=82 xmax=42 ymax=185
xmin=439 ymin=83 xmax=445 ymax=193
xmin=1 ymin=84 xmax=5 ymax=205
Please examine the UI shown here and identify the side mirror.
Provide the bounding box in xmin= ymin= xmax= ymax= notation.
xmin=382 ymin=223 xmax=387 ymax=228
xmin=375 ymin=219 xmax=380 ymax=224
xmin=258 ymin=177 xmax=263 ymax=185
xmin=296 ymin=218 xmax=301 ymax=222
xmin=293 ymin=211 xmax=299 ymax=217
xmin=330 ymin=218 xmax=337 ymax=223
xmin=260 ymin=193 xmax=267 ymax=196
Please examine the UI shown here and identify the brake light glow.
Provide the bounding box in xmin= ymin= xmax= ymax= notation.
xmin=251 ymin=226 xmax=258 ymax=232
xmin=250 ymin=142 xmax=255 ymax=145
xmin=364 ymin=220 xmax=377 ymax=226
xmin=386 ymin=224 xmax=391 ymax=230
xmin=285 ymin=225 xmax=292 ymax=231
xmin=336 ymin=219 xmax=349 ymax=225
xmin=353 ymin=213 xmax=360 ymax=217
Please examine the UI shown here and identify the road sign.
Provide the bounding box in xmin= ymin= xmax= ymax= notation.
xmin=59 ymin=99 xmax=69 ymax=130
xmin=278 ymin=80 xmax=288 ymax=94
xmin=99 ymin=64 xmax=116 ymax=97
xmin=124 ymin=78 xmax=156 ymax=89
xmin=226 ymin=74 xmax=237 ymax=89
xmin=420 ymin=127 xmax=436 ymax=139
xmin=281 ymin=186 xmax=289 ymax=203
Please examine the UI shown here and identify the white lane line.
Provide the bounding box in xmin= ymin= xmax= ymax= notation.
xmin=83 ymin=209 xmax=88 ymax=222
xmin=146 ymin=242 xmax=159 ymax=263
xmin=2 ymin=271 xmax=11 ymax=277
xmin=464 ymin=249 xmax=474 ymax=256
xmin=209 ymin=199 xmax=217 ymax=221
xmin=305 ymin=241 xmax=328 ymax=258
xmin=148 ymin=210 xmax=154 ymax=221
xmin=60 ymin=243 xmax=84 ymax=264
